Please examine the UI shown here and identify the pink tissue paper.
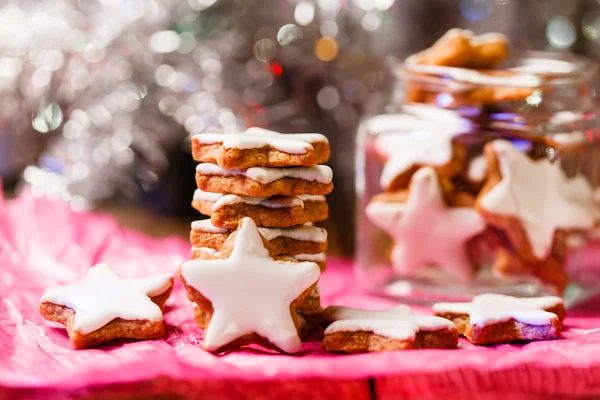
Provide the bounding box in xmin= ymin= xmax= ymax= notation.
xmin=2 ymin=187 xmax=600 ymax=400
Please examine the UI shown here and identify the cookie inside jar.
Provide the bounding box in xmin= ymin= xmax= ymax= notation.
xmin=355 ymin=28 xmax=600 ymax=306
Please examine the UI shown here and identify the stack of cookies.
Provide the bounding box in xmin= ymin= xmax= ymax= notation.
xmin=187 ymin=127 xmax=333 ymax=335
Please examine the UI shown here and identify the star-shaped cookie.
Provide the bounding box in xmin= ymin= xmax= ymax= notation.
xmin=476 ymin=140 xmax=598 ymax=262
xmin=371 ymin=105 xmax=471 ymax=191
xmin=434 ymin=293 xmax=565 ymax=345
xmin=322 ymin=305 xmax=458 ymax=352
xmin=178 ymin=217 xmax=320 ymax=353
xmin=366 ymin=167 xmax=486 ymax=282
xmin=39 ymin=263 xmax=174 ymax=349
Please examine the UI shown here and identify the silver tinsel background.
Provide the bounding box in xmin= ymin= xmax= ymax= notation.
xmin=1 ymin=0 xmax=600 ymax=253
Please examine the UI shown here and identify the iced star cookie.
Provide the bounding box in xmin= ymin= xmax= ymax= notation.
xmin=192 ymin=127 xmax=330 ymax=169
xmin=191 ymin=220 xmax=328 ymax=257
xmin=192 ymin=189 xmax=328 ymax=228
xmin=179 ymin=218 xmax=320 ymax=353
xmin=476 ymin=140 xmax=598 ymax=263
xmin=321 ymin=305 xmax=458 ymax=353
xmin=406 ymin=29 xmax=508 ymax=69
xmin=433 ymin=294 xmax=565 ymax=345
xmin=39 ymin=264 xmax=173 ymax=349
xmin=367 ymin=167 xmax=486 ymax=282
xmin=196 ymin=163 xmax=333 ymax=197
xmin=369 ymin=106 xmax=471 ymax=191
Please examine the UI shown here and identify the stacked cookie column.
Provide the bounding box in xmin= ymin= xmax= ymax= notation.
xmin=189 ymin=127 xmax=333 ymax=319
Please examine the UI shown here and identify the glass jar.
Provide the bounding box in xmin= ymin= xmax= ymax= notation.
xmin=355 ymin=51 xmax=600 ymax=306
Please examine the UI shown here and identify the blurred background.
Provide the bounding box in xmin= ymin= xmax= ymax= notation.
xmin=1 ymin=0 xmax=599 ymax=255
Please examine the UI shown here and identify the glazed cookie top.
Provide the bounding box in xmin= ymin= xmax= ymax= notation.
xmin=324 ymin=305 xmax=456 ymax=341
xmin=196 ymin=163 xmax=333 ymax=184
xmin=191 ymin=219 xmax=232 ymax=233
xmin=257 ymin=224 xmax=328 ymax=243
xmin=479 ymin=140 xmax=598 ymax=259
xmin=193 ymin=127 xmax=328 ymax=154
xmin=180 ymin=218 xmax=320 ymax=353
xmin=194 ymin=190 xmax=323 ymax=211
xmin=372 ymin=106 xmax=471 ymax=190
xmin=193 ymin=189 xmax=223 ymax=202
xmin=433 ymin=293 xmax=563 ymax=326
xmin=291 ymin=253 xmax=327 ymax=262
xmin=194 ymin=189 xmax=305 ymax=210
xmin=213 ymin=194 xmax=303 ymax=210
xmin=367 ymin=167 xmax=486 ymax=282
xmin=40 ymin=264 xmax=173 ymax=334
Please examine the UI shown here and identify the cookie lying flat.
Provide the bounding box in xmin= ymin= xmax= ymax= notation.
xmin=192 ymin=189 xmax=328 ymax=228
xmin=190 ymin=220 xmax=328 ymax=256
xmin=196 ymin=163 xmax=333 ymax=197
xmin=179 ymin=218 xmax=320 ymax=353
xmin=322 ymin=305 xmax=458 ymax=353
xmin=192 ymin=127 xmax=330 ymax=169
xmin=39 ymin=264 xmax=173 ymax=349
xmin=476 ymin=140 xmax=597 ymax=263
xmin=433 ymin=294 xmax=565 ymax=345
xmin=406 ymin=28 xmax=508 ymax=69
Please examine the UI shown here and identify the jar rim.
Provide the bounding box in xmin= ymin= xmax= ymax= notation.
xmin=392 ymin=50 xmax=598 ymax=88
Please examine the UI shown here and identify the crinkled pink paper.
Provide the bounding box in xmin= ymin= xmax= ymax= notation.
xmin=2 ymin=187 xmax=600 ymax=399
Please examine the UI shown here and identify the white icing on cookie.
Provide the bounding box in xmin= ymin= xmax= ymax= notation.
xmin=308 ymin=285 xmax=320 ymax=299
xmin=212 ymin=194 xmax=303 ymax=211
xmin=470 ymin=32 xmax=507 ymax=45
xmin=258 ymin=224 xmax=327 ymax=243
xmin=467 ymin=155 xmax=486 ymax=183
xmin=40 ymin=264 xmax=172 ymax=335
xmin=550 ymin=131 xmax=587 ymax=146
xmin=367 ymin=167 xmax=486 ymax=282
xmin=372 ymin=106 xmax=471 ymax=190
xmin=323 ymin=305 xmax=455 ymax=341
xmin=180 ymin=218 xmax=320 ymax=353
xmin=193 ymin=189 xmax=224 ymax=202
xmin=194 ymin=127 xmax=327 ymax=154
xmin=193 ymin=247 xmax=219 ymax=256
xmin=196 ymin=163 xmax=333 ymax=184
xmin=191 ymin=219 xmax=231 ymax=234
xmin=510 ymin=59 xmax=577 ymax=74
xmin=405 ymin=64 xmax=541 ymax=87
xmin=479 ymin=140 xmax=598 ymax=259
xmin=433 ymin=293 xmax=563 ymax=326
xmin=325 ymin=318 xmax=454 ymax=340
xmin=297 ymin=194 xmax=326 ymax=202
xmin=291 ymin=253 xmax=326 ymax=263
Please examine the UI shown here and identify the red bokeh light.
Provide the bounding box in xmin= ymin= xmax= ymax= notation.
xmin=269 ymin=62 xmax=282 ymax=78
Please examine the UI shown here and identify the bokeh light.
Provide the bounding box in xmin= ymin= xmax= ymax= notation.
xmin=546 ymin=16 xmax=576 ymax=49
xmin=314 ymin=37 xmax=339 ymax=61
xmin=277 ymin=24 xmax=303 ymax=46
xmin=253 ymin=38 xmax=277 ymax=62
xmin=317 ymin=86 xmax=341 ymax=109
xmin=294 ymin=2 xmax=315 ymax=26
xmin=320 ymin=20 xmax=339 ymax=37
xmin=459 ymin=0 xmax=492 ymax=21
